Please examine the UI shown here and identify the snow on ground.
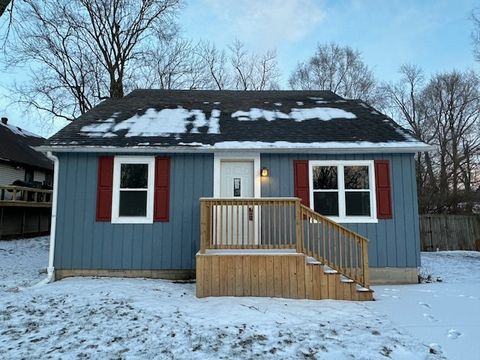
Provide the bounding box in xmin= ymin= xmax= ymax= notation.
xmin=0 ymin=237 xmax=448 ymax=359
xmin=0 ymin=236 xmax=49 ymax=291
xmin=371 ymin=251 xmax=480 ymax=360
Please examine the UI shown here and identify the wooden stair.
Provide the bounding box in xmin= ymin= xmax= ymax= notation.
xmin=196 ymin=251 xmax=373 ymax=301
xmin=197 ymin=198 xmax=373 ymax=301
xmin=304 ymin=256 xmax=373 ymax=301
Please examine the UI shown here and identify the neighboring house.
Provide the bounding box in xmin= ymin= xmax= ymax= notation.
xmin=0 ymin=117 xmax=53 ymax=239
xmin=0 ymin=117 xmax=53 ymax=187
xmin=40 ymin=90 xmax=431 ymax=301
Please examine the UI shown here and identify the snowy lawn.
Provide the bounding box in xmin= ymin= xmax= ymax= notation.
xmin=0 ymin=237 xmax=452 ymax=359
xmin=371 ymin=251 xmax=480 ymax=360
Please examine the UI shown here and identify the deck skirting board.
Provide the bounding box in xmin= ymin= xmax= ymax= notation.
xmin=196 ymin=253 xmax=373 ymax=301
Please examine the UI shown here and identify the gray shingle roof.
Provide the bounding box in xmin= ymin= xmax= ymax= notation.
xmin=0 ymin=122 xmax=52 ymax=170
xmin=47 ymin=90 xmax=428 ymax=151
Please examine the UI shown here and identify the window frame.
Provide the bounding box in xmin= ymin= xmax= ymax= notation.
xmin=308 ymin=160 xmax=377 ymax=223
xmin=111 ymin=156 xmax=155 ymax=224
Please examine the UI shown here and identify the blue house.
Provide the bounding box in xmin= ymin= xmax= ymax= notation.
xmin=41 ymin=90 xmax=431 ymax=301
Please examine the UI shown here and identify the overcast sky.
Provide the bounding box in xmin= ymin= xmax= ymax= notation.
xmin=0 ymin=0 xmax=478 ymax=137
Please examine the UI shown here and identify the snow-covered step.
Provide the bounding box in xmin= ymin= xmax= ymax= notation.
xmin=357 ymin=286 xmax=371 ymax=292
xmin=306 ymin=256 xmax=322 ymax=265
xmin=323 ymin=266 xmax=338 ymax=274
xmin=340 ymin=276 xmax=354 ymax=283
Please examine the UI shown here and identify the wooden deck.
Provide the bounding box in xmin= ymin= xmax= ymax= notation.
xmin=196 ymin=251 xmax=372 ymax=301
xmin=196 ymin=198 xmax=373 ymax=301
xmin=0 ymin=185 xmax=53 ymax=208
xmin=0 ymin=185 xmax=52 ymax=239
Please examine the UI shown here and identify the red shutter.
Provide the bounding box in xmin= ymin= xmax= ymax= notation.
xmin=96 ymin=156 xmax=114 ymax=221
xmin=375 ymin=160 xmax=393 ymax=219
xmin=293 ymin=160 xmax=310 ymax=207
xmin=154 ymin=157 xmax=170 ymax=222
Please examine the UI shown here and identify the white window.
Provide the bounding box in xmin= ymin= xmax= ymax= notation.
xmin=309 ymin=160 xmax=377 ymax=223
xmin=112 ymin=156 xmax=155 ymax=224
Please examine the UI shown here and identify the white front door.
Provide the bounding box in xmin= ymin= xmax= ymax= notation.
xmin=220 ymin=161 xmax=254 ymax=198
xmin=217 ymin=161 xmax=257 ymax=245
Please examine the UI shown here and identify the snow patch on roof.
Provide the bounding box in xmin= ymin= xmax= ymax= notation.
xmin=179 ymin=140 xmax=431 ymax=150
xmin=232 ymin=108 xmax=289 ymax=121
xmin=290 ymin=108 xmax=356 ymax=121
xmin=0 ymin=122 xmax=43 ymax=138
xmin=359 ymin=102 xmax=369 ymax=108
xmin=394 ymin=126 xmax=418 ymax=142
xmin=232 ymin=107 xmax=356 ymax=122
xmin=80 ymin=107 xmax=221 ymax=138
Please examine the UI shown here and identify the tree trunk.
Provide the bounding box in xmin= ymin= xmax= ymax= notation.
xmin=110 ymin=77 xmax=124 ymax=99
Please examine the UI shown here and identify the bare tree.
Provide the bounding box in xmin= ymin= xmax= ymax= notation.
xmin=472 ymin=8 xmax=480 ymax=62
xmin=383 ymin=66 xmax=480 ymax=214
xmin=422 ymin=70 xmax=480 ymax=213
xmin=381 ymin=65 xmax=437 ymax=212
xmin=6 ymin=0 xmax=180 ymax=121
xmin=228 ymin=40 xmax=279 ymax=90
xmin=289 ymin=43 xmax=379 ymax=105
xmin=139 ymin=39 xmax=205 ymax=90
xmin=196 ymin=41 xmax=231 ymax=90
xmin=140 ymin=39 xmax=281 ymax=91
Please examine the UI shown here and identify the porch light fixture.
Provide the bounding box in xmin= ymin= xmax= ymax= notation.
xmin=261 ymin=167 xmax=269 ymax=177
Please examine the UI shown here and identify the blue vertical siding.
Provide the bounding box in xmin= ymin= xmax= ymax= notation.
xmin=54 ymin=152 xmax=213 ymax=270
xmin=55 ymin=151 xmax=419 ymax=271
xmin=260 ymin=153 xmax=420 ymax=268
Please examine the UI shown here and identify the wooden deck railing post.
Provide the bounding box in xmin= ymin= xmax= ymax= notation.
xmin=361 ymin=240 xmax=370 ymax=287
xmin=295 ymin=198 xmax=303 ymax=253
xmin=200 ymin=199 xmax=208 ymax=254
xmin=0 ymin=185 xmax=53 ymax=207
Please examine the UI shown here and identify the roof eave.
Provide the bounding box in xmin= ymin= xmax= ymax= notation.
xmin=37 ymin=144 xmax=435 ymax=154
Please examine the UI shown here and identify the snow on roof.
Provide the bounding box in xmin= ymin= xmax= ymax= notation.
xmin=47 ymin=90 xmax=430 ymax=151
xmin=81 ymin=107 xmax=221 ymax=138
xmin=0 ymin=121 xmax=43 ymax=138
xmin=232 ymin=107 xmax=356 ymax=122
xmin=82 ymin=106 xmax=357 ymax=138
xmin=177 ymin=140 xmax=430 ymax=150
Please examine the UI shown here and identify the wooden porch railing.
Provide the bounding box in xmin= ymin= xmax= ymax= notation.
xmin=199 ymin=197 xmax=370 ymax=287
xmin=300 ymin=204 xmax=369 ymax=287
xmin=0 ymin=185 xmax=53 ymax=207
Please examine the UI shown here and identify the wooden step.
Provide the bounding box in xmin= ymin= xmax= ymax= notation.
xmin=197 ymin=252 xmax=374 ymax=301
xmin=305 ymin=257 xmax=373 ymax=301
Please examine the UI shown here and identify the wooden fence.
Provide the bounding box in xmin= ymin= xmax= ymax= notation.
xmin=420 ymin=214 xmax=480 ymax=251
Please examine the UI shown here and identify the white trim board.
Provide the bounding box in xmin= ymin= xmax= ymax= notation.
xmin=38 ymin=144 xmax=434 ymax=154
xmin=308 ymin=160 xmax=378 ymax=224
xmin=111 ymin=155 xmax=155 ymax=224
xmin=213 ymin=152 xmax=261 ymax=198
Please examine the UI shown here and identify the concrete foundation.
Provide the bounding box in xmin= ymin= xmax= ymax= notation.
xmin=55 ymin=269 xmax=195 ymax=281
xmin=369 ymin=267 xmax=418 ymax=284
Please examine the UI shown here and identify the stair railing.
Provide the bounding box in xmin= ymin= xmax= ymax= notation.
xmin=299 ymin=204 xmax=370 ymax=287
xmin=199 ymin=197 xmax=369 ymax=287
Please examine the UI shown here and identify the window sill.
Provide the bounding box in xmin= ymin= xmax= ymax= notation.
xmin=111 ymin=217 xmax=153 ymax=224
xmin=325 ymin=217 xmax=378 ymax=224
